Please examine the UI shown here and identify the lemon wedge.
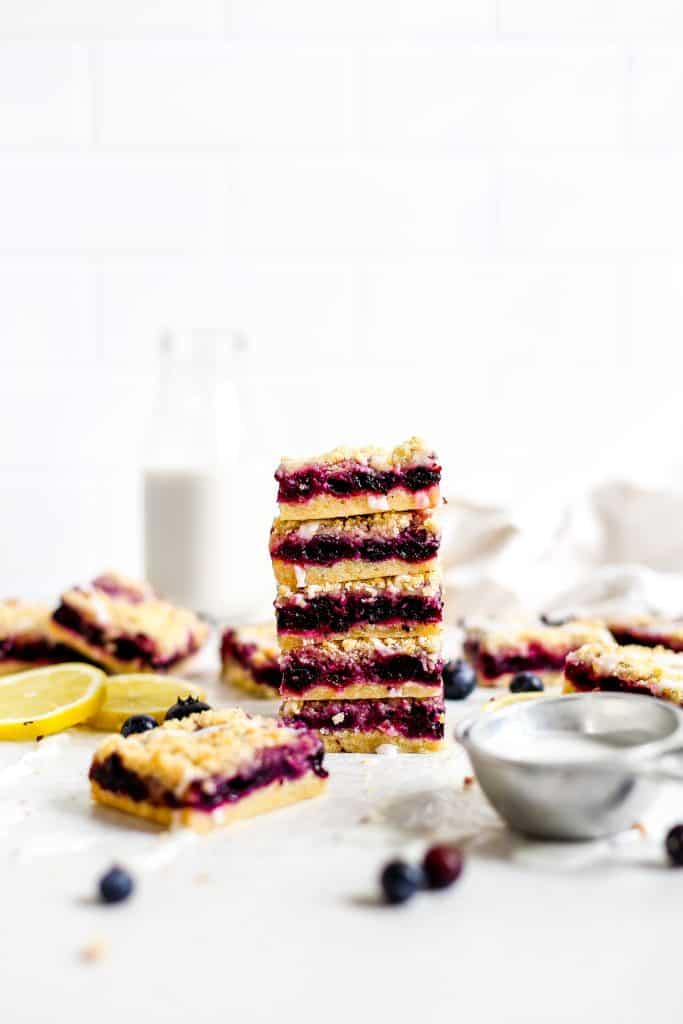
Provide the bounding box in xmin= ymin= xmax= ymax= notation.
xmin=0 ymin=663 xmax=106 ymax=740
xmin=482 ymin=691 xmax=547 ymax=713
xmin=88 ymin=674 xmax=207 ymax=732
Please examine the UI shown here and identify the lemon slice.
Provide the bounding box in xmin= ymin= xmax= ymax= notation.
xmin=0 ymin=663 xmax=106 ymax=740
xmin=88 ymin=675 xmax=207 ymax=732
xmin=482 ymin=692 xmax=547 ymax=713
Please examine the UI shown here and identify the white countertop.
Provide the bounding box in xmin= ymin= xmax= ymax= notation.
xmin=2 ymin=666 xmax=681 ymax=1024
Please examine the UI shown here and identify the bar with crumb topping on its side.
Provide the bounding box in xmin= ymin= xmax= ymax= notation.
xmin=275 ymin=436 xmax=441 ymax=522
xmin=280 ymin=634 xmax=443 ymax=700
xmin=48 ymin=571 xmax=209 ymax=674
xmin=221 ymin=623 xmax=280 ymax=698
xmin=605 ymin=614 xmax=683 ymax=653
xmin=279 ymin=695 xmax=445 ymax=753
xmin=275 ymin=571 xmax=442 ymax=648
xmin=564 ymin=642 xmax=683 ymax=705
xmin=463 ymin=618 xmax=612 ymax=688
xmin=89 ymin=708 xmax=328 ymax=831
xmin=0 ymin=599 xmax=81 ymax=675
xmin=270 ymin=509 xmax=440 ymax=589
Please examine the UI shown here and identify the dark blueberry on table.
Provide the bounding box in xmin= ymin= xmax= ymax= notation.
xmin=165 ymin=696 xmax=211 ymax=721
xmin=509 ymin=672 xmax=544 ymax=693
xmin=442 ymin=659 xmax=476 ymax=700
xmin=422 ymin=844 xmax=464 ymax=890
xmin=98 ymin=865 xmax=134 ymax=905
xmin=665 ymin=824 xmax=683 ymax=866
xmin=120 ymin=714 xmax=158 ymax=737
xmin=380 ymin=860 xmax=423 ymax=905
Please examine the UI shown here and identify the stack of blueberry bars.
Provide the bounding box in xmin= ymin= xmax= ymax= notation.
xmin=269 ymin=437 xmax=446 ymax=753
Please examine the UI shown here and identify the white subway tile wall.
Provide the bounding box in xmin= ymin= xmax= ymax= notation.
xmin=0 ymin=1 xmax=681 ymax=597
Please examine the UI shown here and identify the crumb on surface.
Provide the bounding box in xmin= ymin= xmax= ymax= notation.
xmin=80 ymin=940 xmax=107 ymax=963
xmin=463 ymin=775 xmax=474 ymax=788
xmin=631 ymin=821 xmax=647 ymax=837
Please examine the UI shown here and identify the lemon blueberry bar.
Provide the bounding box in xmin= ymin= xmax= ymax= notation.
xmin=279 ymin=695 xmax=445 ymax=753
xmin=280 ymin=635 xmax=443 ymax=700
xmin=221 ymin=623 xmax=280 ymax=698
xmin=564 ymin=642 xmax=683 ymax=704
xmin=89 ymin=707 xmax=327 ymax=831
xmin=0 ymin=599 xmax=80 ymax=675
xmin=270 ymin=509 xmax=440 ymax=589
xmin=275 ymin=571 xmax=442 ymax=649
xmin=604 ymin=614 xmax=683 ymax=653
xmin=464 ymin=618 xmax=612 ymax=688
xmin=49 ymin=571 xmax=209 ymax=674
xmin=275 ymin=436 xmax=440 ymax=521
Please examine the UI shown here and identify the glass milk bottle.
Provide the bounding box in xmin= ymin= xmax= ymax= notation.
xmin=143 ymin=330 xmax=245 ymax=617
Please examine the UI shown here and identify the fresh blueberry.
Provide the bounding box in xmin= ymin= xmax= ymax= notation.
xmin=380 ymin=860 xmax=423 ymax=905
xmin=422 ymin=844 xmax=464 ymax=890
xmin=442 ymin=659 xmax=476 ymax=700
xmin=120 ymin=714 xmax=158 ymax=737
xmin=509 ymin=672 xmax=544 ymax=693
xmin=165 ymin=696 xmax=211 ymax=721
xmin=98 ymin=865 xmax=134 ymax=904
xmin=666 ymin=824 xmax=683 ymax=866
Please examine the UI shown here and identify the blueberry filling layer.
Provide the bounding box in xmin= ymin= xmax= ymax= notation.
xmin=276 ymin=591 xmax=442 ymax=636
xmin=276 ymin=462 xmax=440 ymax=504
xmin=0 ymin=636 xmax=82 ymax=663
xmin=282 ymin=697 xmax=445 ymax=739
xmin=281 ymin=649 xmax=443 ymax=694
xmin=272 ymin=528 xmax=439 ymax=567
xmin=564 ymin=662 xmax=658 ymax=700
xmin=90 ymin=736 xmax=327 ymax=812
xmin=464 ymin=639 xmax=568 ymax=680
xmin=220 ymin=636 xmax=281 ymax=689
xmin=610 ymin=629 xmax=683 ymax=653
xmin=53 ymin=603 xmax=199 ymax=669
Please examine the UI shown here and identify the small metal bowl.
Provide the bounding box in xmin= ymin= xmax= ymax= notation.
xmin=455 ymin=692 xmax=683 ymax=840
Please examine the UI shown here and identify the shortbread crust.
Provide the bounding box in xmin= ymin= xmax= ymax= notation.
xmin=313 ymin=731 xmax=444 ymax=754
xmin=91 ymin=773 xmax=326 ymax=832
xmin=272 ymin=556 xmax=439 ymax=590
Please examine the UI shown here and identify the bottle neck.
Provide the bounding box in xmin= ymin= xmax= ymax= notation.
xmin=145 ymin=333 xmax=242 ymax=470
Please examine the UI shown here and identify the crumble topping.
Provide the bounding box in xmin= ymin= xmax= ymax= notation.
xmin=465 ymin=618 xmax=611 ymax=657
xmin=92 ymin=570 xmax=155 ymax=603
xmin=275 ymin=570 xmax=442 ymax=603
xmin=567 ymin=642 xmax=683 ymax=686
xmin=284 ymin=634 xmax=442 ymax=659
xmin=606 ymin=614 xmax=683 ymax=645
xmin=56 ymin=574 xmax=208 ymax=659
xmin=0 ymin=599 xmax=51 ymax=640
xmin=270 ymin=509 xmax=440 ymax=543
xmin=277 ymin=436 xmax=436 ymax=474
xmin=92 ymin=708 xmax=304 ymax=796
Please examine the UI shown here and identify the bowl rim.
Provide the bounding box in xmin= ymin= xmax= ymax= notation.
xmin=455 ymin=691 xmax=683 ymax=773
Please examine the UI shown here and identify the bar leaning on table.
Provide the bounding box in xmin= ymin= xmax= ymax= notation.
xmin=270 ymin=437 xmax=445 ymax=753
